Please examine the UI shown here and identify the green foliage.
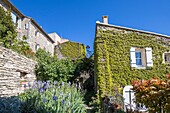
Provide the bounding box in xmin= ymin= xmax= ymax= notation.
xmin=35 ymin=49 xmax=76 ymax=82
xmin=94 ymin=29 xmax=170 ymax=98
xmin=12 ymin=35 xmax=31 ymax=56
xmin=73 ymin=57 xmax=95 ymax=105
xmin=59 ymin=41 xmax=86 ymax=59
xmin=0 ymin=7 xmax=16 ymax=48
xmin=0 ymin=7 xmax=31 ymax=56
xmin=20 ymin=81 xmax=86 ymax=113
xmin=0 ymin=96 xmax=22 ymax=113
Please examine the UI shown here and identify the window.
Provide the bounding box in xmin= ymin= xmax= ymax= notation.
xmin=25 ymin=23 xmax=29 ymax=29
xmin=135 ymin=52 xmax=142 ymax=66
xmin=163 ymin=52 xmax=170 ymax=64
xmin=130 ymin=47 xmax=153 ymax=68
xmin=35 ymin=43 xmax=40 ymax=51
xmin=35 ymin=31 xmax=39 ymax=37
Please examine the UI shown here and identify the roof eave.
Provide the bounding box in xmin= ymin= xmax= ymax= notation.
xmin=30 ymin=18 xmax=55 ymax=43
xmin=96 ymin=22 xmax=170 ymax=39
xmin=2 ymin=0 xmax=24 ymax=18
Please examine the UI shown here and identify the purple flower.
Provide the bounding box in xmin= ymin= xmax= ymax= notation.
xmin=32 ymin=82 xmax=38 ymax=89
xmin=53 ymin=95 xmax=57 ymax=101
xmin=43 ymin=82 xmax=47 ymax=86
xmin=46 ymin=82 xmax=50 ymax=88
xmin=28 ymin=82 xmax=31 ymax=87
xmin=38 ymin=87 xmax=44 ymax=93
xmin=38 ymin=80 xmax=42 ymax=85
xmin=43 ymin=82 xmax=47 ymax=90
xmin=43 ymin=97 xmax=47 ymax=102
xmin=24 ymin=84 xmax=26 ymax=88
xmin=62 ymin=99 xmax=65 ymax=104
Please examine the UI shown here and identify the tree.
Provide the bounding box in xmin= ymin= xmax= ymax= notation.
xmin=0 ymin=7 xmax=17 ymax=48
xmin=0 ymin=7 xmax=31 ymax=55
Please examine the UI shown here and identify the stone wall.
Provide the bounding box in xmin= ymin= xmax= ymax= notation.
xmin=0 ymin=46 xmax=36 ymax=97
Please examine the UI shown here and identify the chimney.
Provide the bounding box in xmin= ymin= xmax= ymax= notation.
xmin=102 ymin=16 xmax=108 ymax=24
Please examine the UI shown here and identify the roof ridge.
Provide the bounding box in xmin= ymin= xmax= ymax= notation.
xmin=96 ymin=21 xmax=170 ymax=38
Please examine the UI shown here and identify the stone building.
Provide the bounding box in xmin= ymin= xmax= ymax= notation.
xmin=48 ymin=32 xmax=69 ymax=46
xmin=0 ymin=0 xmax=55 ymax=55
xmin=0 ymin=46 xmax=36 ymax=97
xmin=94 ymin=16 xmax=170 ymax=96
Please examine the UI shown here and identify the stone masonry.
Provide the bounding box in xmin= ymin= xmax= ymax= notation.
xmin=0 ymin=46 xmax=36 ymax=97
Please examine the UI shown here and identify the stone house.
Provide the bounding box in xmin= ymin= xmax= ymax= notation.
xmin=48 ymin=32 xmax=69 ymax=46
xmin=94 ymin=16 xmax=170 ymax=96
xmin=0 ymin=0 xmax=55 ymax=55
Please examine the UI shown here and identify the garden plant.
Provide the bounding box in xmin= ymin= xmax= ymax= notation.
xmin=20 ymin=81 xmax=86 ymax=113
xmin=132 ymin=75 xmax=170 ymax=113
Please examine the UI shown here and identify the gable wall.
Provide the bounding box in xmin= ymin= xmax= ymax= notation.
xmin=94 ymin=24 xmax=170 ymax=96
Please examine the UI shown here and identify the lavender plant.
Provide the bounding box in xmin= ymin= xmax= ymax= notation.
xmin=20 ymin=81 xmax=86 ymax=113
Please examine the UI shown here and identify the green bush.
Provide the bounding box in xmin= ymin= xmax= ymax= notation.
xmin=0 ymin=96 xmax=22 ymax=113
xmin=35 ymin=49 xmax=76 ymax=82
xmin=20 ymin=81 xmax=87 ymax=113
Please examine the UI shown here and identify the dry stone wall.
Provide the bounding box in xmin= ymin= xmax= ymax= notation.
xmin=0 ymin=46 xmax=36 ymax=97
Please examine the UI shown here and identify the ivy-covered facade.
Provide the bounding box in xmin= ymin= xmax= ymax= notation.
xmin=94 ymin=21 xmax=170 ymax=97
xmin=55 ymin=41 xmax=86 ymax=59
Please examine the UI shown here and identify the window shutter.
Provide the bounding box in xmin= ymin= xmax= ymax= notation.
xmin=130 ymin=47 xmax=136 ymax=67
xmin=146 ymin=47 xmax=153 ymax=67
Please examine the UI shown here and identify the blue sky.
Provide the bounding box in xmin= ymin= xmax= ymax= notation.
xmin=11 ymin=0 xmax=170 ymax=51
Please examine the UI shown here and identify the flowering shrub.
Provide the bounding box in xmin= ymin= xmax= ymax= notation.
xmin=20 ymin=81 xmax=86 ymax=113
xmin=132 ymin=75 xmax=170 ymax=113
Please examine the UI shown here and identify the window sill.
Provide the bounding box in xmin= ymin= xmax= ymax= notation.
xmin=135 ymin=66 xmax=146 ymax=69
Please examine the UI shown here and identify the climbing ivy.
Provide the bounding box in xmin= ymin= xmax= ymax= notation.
xmin=94 ymin=27 xmax=170 ymax=98
xmin=60 ymin=41 xmax=86 ymax=59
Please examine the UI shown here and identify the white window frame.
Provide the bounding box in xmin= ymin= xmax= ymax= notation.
xmin=163 ymin=52 xmax=170 ymax=64
xmin=130 ymin=47 xmax=153 ymax=69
